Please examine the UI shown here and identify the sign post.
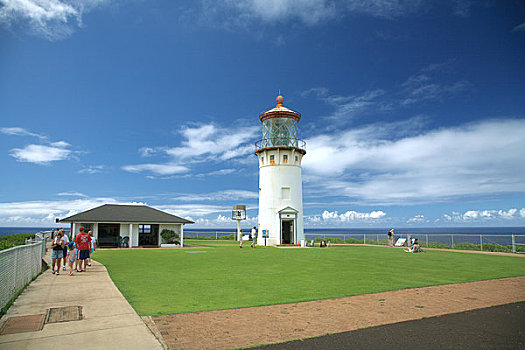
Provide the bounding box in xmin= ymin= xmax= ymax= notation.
xmin=232 ymin=205 xmax=246 ymax=242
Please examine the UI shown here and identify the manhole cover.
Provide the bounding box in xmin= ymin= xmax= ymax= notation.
xmin=45 ymin=306 xmax=83 ymax=324
xmin=0 ymin=314 xmax=45 ymax=335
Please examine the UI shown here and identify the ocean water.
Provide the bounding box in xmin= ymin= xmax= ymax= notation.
xmin=183 ymin=227 xmax=525 ymax=246
xmin=2 ymin=226 xmax=524 ymax=246
xmin=0 ymin=227 xmax=70 ymax=237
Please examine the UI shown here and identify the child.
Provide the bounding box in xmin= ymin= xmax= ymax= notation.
xmin=67 ymin=243 xmax=76 ymax=276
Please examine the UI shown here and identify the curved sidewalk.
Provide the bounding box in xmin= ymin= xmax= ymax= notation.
xmin=0 ymin=252 xmax=163 ymax=350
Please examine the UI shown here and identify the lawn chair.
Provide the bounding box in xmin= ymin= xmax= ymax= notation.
xmin=116 ymin=236 xmax=122 ymax=247
xmin=121 ymin=236 xmax=129 ymax=248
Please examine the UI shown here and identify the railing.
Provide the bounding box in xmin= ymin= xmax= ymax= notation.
xmin=0 ymin=231 xmax=50 ymax=311
xmin=184 ymin=231 xmax=235 ymax=240
xmin=304 ymin=233 xmax=525 ymax=254
xmin=255 ymin=138 xmax=306 ymax=151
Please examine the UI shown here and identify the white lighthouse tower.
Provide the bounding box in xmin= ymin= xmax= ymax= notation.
xmin=255 ymin=95 xmax=306 ymax=246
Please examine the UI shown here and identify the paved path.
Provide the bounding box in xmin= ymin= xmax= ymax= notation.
xmin=0 ymin=247 xmax=163 ymax=350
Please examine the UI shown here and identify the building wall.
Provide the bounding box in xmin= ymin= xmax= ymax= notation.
xmin=159 ymin=224 xmax=182 ymax=244
xmin=70 ymin=222 xmax=185 ymax=247
xmin=257 ymin=148 xmax=305 ymax=245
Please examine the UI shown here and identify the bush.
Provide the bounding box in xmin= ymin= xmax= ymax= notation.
xmin=160 ymin=229 xmax=180 ymax=244
xmin=0 ymin=234 xmax=36 ymax=251
xmin=189 ymin=234 xmax=236 ymax=240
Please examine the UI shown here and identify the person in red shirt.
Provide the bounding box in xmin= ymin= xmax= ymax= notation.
xmin=75 ymin=226 xmax=92 ymax=272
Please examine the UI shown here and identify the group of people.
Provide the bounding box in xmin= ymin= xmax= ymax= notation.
xmin=50 ymin=226 xmax=96 ymax=276
xmin=387 ymin=228 xmax=423 ymax=253
xmin=239 ymin=227 xmax=258 ymax=248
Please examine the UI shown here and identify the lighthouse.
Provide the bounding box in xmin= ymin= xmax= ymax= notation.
xmin=255 ymin=95 xmax=306 ymax=246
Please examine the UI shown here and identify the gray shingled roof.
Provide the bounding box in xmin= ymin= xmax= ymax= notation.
xmin=59 ymin=204 xmax=194 ymax=224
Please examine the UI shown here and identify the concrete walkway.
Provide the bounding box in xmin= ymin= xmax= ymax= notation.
xmin=0 ymin=247 xmax=163 ymax=350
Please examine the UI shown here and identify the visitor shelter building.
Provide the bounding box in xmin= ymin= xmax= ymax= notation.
xmin=58 ymin=204 xmax=193 ymax=248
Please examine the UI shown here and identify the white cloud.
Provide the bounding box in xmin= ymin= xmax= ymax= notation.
xmin=57 ymin=191 xmax=86 ymax=197
xmin=173 ymin=190 xmax=258 ymax=202
xmin=202 ymin=0 xmax=430 ymax=28
xmin=9 ymin=143 xmax=72 ymax=164
xmin=443 ymin=208 xmax=525 ymax=223
xmin=1 ymin=127 xmax=46 ymax=139
xmin=221 ymin=0 xmax=336 ymax=25
xmin=165 ymin=124 xmax=258 ymax=161
xmin=0 ymin=197 xmax=119 ymax=226
xmin=78 ymin=165 xmax=104 ymax=174
xmin=407 ymin=214 xmax=426 ymax=223
xmin=123 ymin=123 xmax=258 ymax=177
xmin=0 ymin=0 xmax=107 ymax=40
xmin=122 ymin=163 xmax=189 ymax=176
xmin=303 ymin=119 xmax=525 ymax=205
xmin=321 ymin=209 xmax=386 ymax=222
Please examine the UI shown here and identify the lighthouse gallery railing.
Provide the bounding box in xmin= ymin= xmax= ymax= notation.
xmin=255 ymin=138 xmax=306 ymax=151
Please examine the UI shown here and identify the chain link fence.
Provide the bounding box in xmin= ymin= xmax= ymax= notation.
xmin=0 ymin=231 xmax=50 ymax=311
xmin=305 ymin=233 xmax=525 ymax=254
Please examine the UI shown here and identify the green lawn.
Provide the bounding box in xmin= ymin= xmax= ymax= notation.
xmin=93 ymin=240 xmax=525 ymax=316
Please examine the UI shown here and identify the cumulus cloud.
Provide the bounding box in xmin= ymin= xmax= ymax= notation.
xmin=407 ymin=214 xmax=426 ymax=223
xmin=302 ymin=119 xmax=525 ymax=205
xmin=2 ymin=126 xmax=79 ymax=165
xmin=0 ymin=197 xmax=121 ymax=226
xmin=0 ymin=0 xmax=107 ymax=40
xmin=9 ymin=143 xmax=73 ymax=164
xmin=321 ymin=209 xmax=387 ymax=222
xmin=443 ymin=208 xmax=525 ymax=223
xmin=123 ymin=123 xmax=258 ymax=177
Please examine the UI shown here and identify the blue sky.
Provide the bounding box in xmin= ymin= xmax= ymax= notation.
xmin=1 ymin=0 xmax=524 ymax=228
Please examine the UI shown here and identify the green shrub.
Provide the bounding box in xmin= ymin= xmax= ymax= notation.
xmin=160 ymin=229 xmax=180 ymax=244
xmin=0 ymin=234 xmax=36 ymax=251
xmin=454 ymin=242 xmax=481 ymax=251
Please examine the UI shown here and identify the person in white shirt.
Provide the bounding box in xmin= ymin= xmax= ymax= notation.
xmin=250 ymin=227 xmax=257 ymax=248
xmin=87 ymin=231 xmax=96 ymax=267
xmin=61 ymin=229 xmax=69 ymax=271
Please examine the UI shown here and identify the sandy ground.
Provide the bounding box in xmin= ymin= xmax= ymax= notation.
xmin=152 ymin=276 xmax=525 ymax=350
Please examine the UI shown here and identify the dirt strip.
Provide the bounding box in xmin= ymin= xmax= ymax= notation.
xmin=152 ymin=276 xmax=525 ymax=350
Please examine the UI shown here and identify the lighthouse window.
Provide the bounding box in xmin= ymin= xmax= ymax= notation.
xmin=295 ymin=156 xmax=298 ymax=163
xmin=261 ymin=156 xmax=264 ymax=164
xmin=283 ymin=155 xmax=288 ymax=164
xmin=270 ymin=155 xmax=275 ymax=164
xmin=281 ymin=187 xmax=291 ymax=200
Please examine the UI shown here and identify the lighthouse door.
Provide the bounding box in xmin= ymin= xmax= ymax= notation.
xmin=281 ymin=220 xmax=294 ymax=244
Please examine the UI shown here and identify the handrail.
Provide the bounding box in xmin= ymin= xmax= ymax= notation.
xmin=255 ymin=138 xmax=306 ymax=151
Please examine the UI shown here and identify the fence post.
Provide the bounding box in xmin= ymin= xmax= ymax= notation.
xmin=13 ymin=248 xmax=19 ymax=293
xmin=480 ymin=235 xmax=483 ymax=252
xmin=512 ymin=234 xmax=516 ymax=253
xmin=343 ymin=235 xmax=346 ymax=243
xmin=363 ymin=234 xmax=366 ymax=245
xmin=451 ymin=234 xmax=454 ymax=249
xmin=426 ymin=234 xmax=428 ymax=248
xmin=216 ymin=232 xmax=218 ymax=240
